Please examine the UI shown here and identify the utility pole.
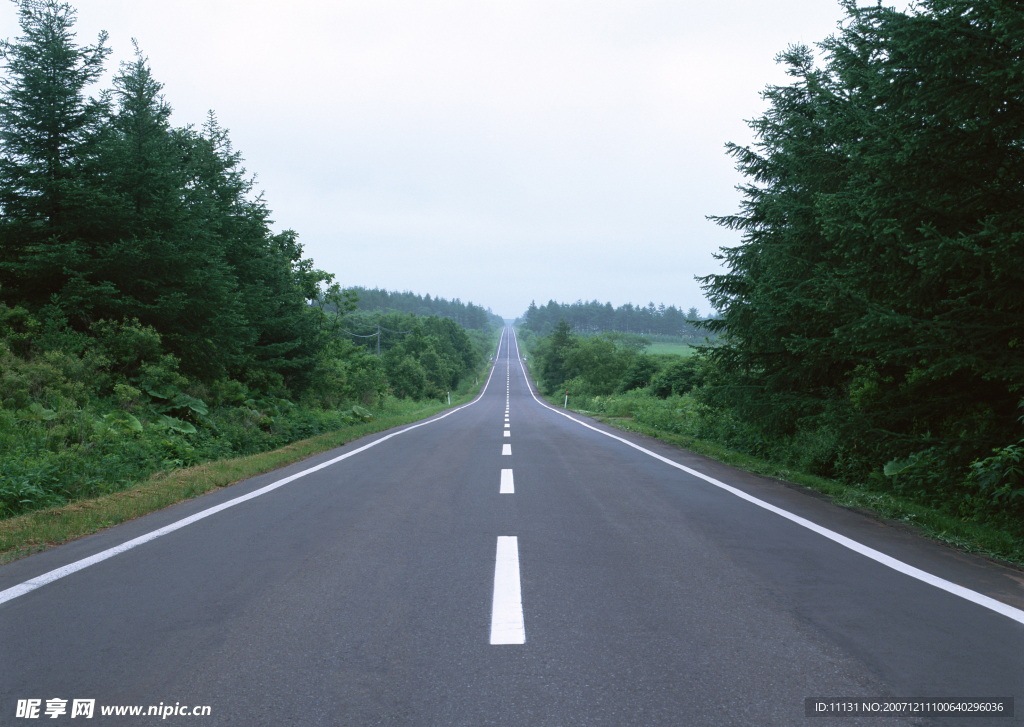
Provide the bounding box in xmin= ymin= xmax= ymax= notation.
xmin=376 ymin=325 xmax=381 ymax=358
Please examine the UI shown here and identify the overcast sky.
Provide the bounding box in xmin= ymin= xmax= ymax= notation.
xmin=1 ymin=1 xmax=898 ymax=319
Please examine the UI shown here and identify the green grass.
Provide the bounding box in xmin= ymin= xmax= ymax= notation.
xmin=646 ymin=342 xmax=695 ymax=356
xmin=0 ymin=367 xmax=492 ymax=564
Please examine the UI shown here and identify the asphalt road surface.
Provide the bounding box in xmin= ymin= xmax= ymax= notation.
xmin=2 ymin=327 xmax=1022 ymax=726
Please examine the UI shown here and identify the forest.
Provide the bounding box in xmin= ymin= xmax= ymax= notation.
xmin=349 ymin=287 xmax=503 ymax=331
xmin=0 ymin=2 xmax=494 ymax=520
xmin=518 ymin=298 xmax=713 ymax=339
xmin=526 ymin=0 xmax=1024 ymax=547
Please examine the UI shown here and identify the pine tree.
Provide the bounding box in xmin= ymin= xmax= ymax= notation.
xmin=95 ymin=47 xmax=248 ymax=379
xmin=701 ymin=0 xmax=1024 ymax=484
xmin=0 ymin=0 xmax=111 ymax=314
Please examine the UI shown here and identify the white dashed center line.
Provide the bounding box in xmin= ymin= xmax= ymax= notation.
xmin=490 ymin=536 xmax=525 ymax=644
xmin=500 ymin=469 xmax=514 ymax=494
xmin=502 ymin=444 xmax=511 ymax=455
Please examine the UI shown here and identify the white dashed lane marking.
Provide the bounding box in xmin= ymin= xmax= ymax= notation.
xmin=490 ymin=536 xmax=525 ymax=644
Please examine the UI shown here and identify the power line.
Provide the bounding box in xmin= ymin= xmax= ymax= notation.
xmin=337 ymin=322 xmax=415 ymax=358
xmin=337 ymin=324 xmax=412 ymax=336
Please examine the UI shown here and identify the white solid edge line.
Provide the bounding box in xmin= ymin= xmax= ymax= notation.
xmin=500 ymin=469 xmax=514 ymax=494
xmin=0 ymin=330 xmax=512 ymax=608
xmin=490 ymin=535 xmax=525 ymax=644
xmin=508 ymin=328 xmax=1024 ymax=626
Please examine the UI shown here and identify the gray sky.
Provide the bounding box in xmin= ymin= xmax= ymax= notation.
xmin=2 ymin=1 xmax=891 ymax=319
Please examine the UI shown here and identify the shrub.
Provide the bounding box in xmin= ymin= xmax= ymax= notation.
xmin=618 ymin=355 xmax=660 ymax=392
xmin=965 ymin=441 xmax=1024 ymax=519
xmin=650 ymin=358 xmax=705 ymax=398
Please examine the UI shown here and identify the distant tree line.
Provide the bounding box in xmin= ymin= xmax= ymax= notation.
xmin=518 ymin=299 xmax=716 ymax=339
xmin=348 ymin=287 xmax=503 ymax=331
xmin=701 ymin=0 xmax=1024 ymax=518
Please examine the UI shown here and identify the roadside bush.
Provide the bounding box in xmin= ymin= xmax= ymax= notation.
xmin=650 ymin=358 xmax=705 ymax=398
xmin=965 ymin=441 xmax=1024 ymax=521
xmin=789 ymin=425 xmax=842 ymax=478
xmin=618 ymin=355 xmax=660 ymax=392
xmin=385 ymin=355 xmax=430 ymax=400
xmin=90 ymin=319 xmax=163 ymax=380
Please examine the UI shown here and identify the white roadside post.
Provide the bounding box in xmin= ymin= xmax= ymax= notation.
xmin=564 ymin=391 xmax=568 ymax=408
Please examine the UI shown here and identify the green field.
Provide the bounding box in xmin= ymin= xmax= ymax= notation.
xmin=647 ymin=342 xmax=694 ymax=357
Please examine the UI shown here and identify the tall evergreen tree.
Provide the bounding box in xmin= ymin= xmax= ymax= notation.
xmin=701 ymin=0 xmax=1024 ymax=480
xmin=181 ymin=113 xmax=332 ymax=389
xmin=0 ymin=3 xmax=339 ymax=388
xmin=0 ymin=0 xmax=110 ymax=314
xmin=700 ymin=43 xmax=852 ymax=434
xmin=94 ymin=47 xmax=247 ymax=378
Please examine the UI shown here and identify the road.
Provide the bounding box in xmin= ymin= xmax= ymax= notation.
xmin=1 ymin=327 xmax=1022 ymax=725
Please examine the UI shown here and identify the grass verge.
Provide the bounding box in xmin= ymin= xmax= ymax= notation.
xmin=536 ymin=390 xmax=1024 ymax=567
xmin=0 ymin=370 xmax=491 ymax=565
